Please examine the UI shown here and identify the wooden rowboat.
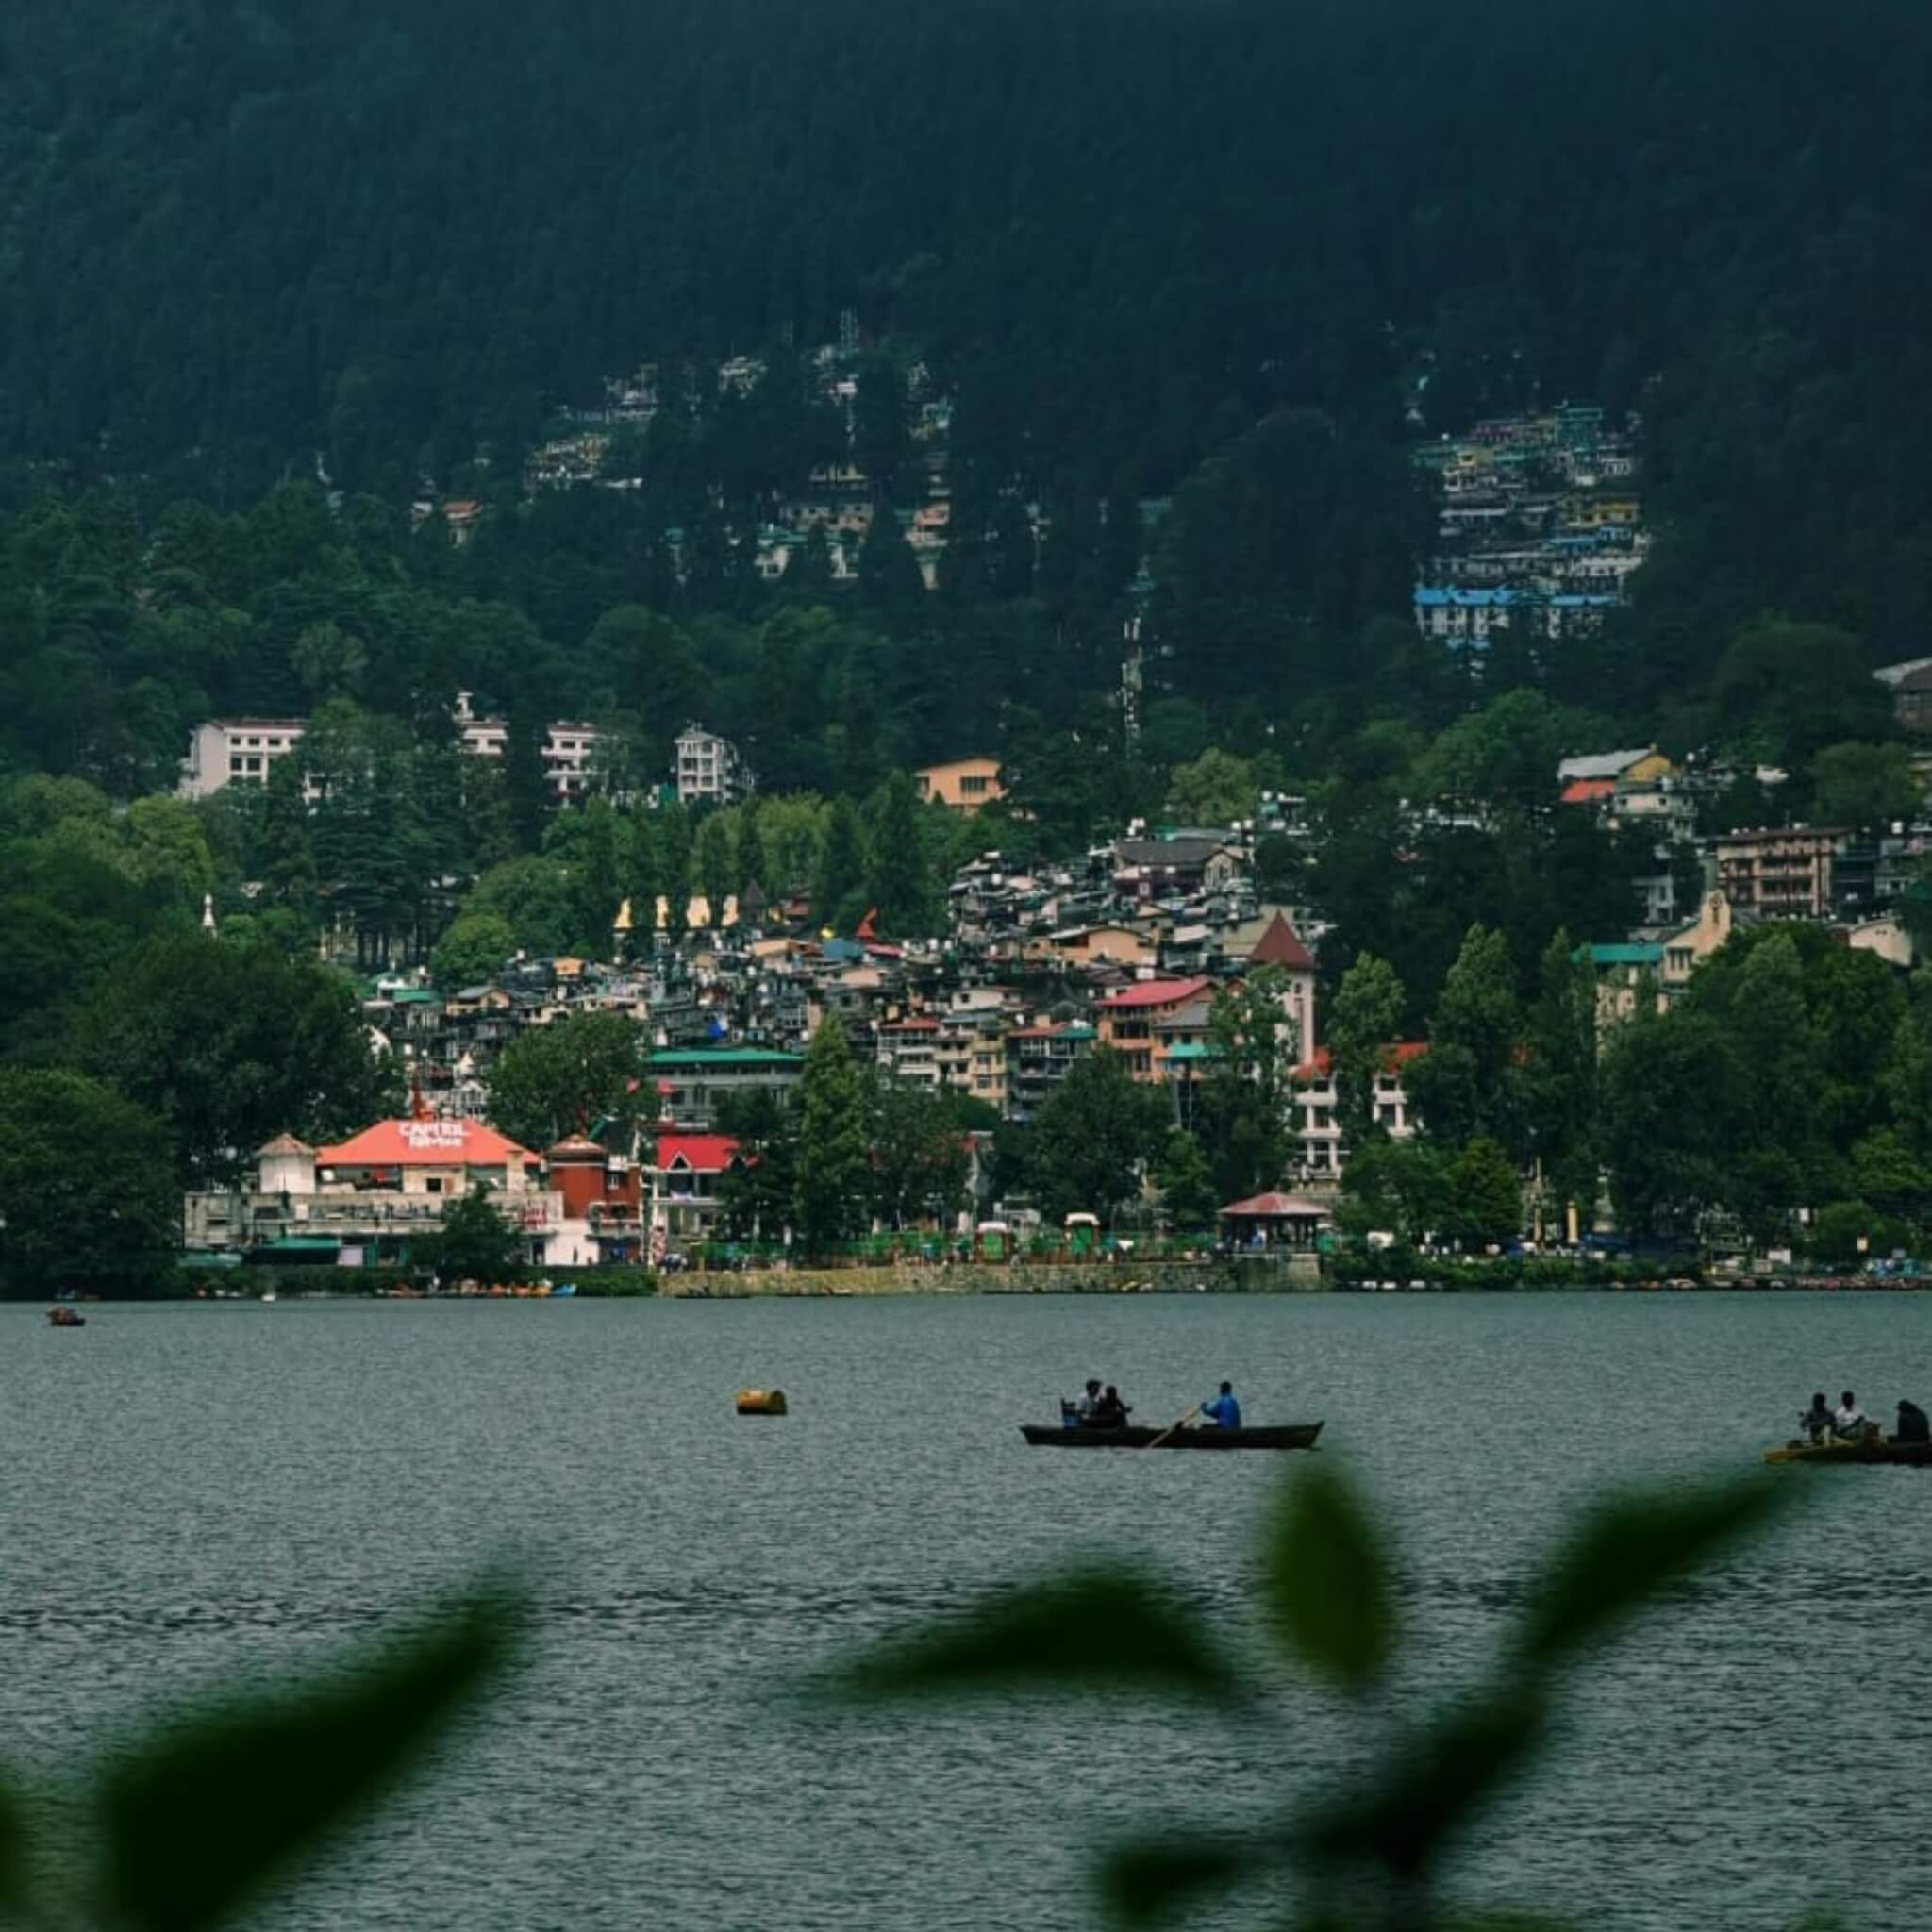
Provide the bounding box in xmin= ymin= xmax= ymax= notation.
xmin=1020 ymin=1422 xmax=1322 ymax=1451
xmin=1764 ymin=1437 xmax=1932 ymax=1465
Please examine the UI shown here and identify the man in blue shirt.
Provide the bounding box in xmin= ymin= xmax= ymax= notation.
xmin=1200 ymin=1381 xmax=1241 ymax=1428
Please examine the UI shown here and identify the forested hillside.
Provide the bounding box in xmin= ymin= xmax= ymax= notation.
xmin=0 ymin=0 xmax=1928 ymax=790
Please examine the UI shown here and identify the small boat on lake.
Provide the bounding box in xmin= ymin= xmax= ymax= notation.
xmin=46 ymin=1307 xmax=85 ymax=1328
xmin=1020 ymin=1422 xmax=1322 ymax=1451
xmin=1765 ymin=1437 xmax=1932 ymax=1466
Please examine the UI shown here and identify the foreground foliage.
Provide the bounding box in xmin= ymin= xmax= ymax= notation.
xmin=0 ymin=1584 xmax=522 ymax=1930
xmin=832 ymin=1464 xmax=1795 ymax=1929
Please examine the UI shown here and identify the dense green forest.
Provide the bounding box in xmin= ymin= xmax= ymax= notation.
xmin=0 ymin=0 xmax=1926 ymax=772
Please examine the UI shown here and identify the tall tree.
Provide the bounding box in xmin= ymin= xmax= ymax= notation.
xmin=693 ymin=812 xmax=736 ymax=924
xmin=572 ymin=797 xmax=624 ymax=957
xmin=1407 ymin=924 xmax=1524 ymax=1154
xmin=1523 ymin=930 xmax=1602 ymax=1228
xmin=0 ymin=1069 xmax=177 ymax=1295
xmin=812 ymin=798 xmax=867 ymax=929
xmin=713 ymin=1088 xmax=797 ymax=1241
xmin=1326 ymin=953 xmax=1407 ymax=1147
xmin=503 ymin=704 xmax=550 ymax=854
xmin=1196 ymin=966 xmax=1300 ymax=1201
xmin=732 ymin=799 xmax=768 ymax=895
xmin=425 ymin=1186 xmax=521 ymax=1286
xmin=69 ymin=935 xmax=397 ymax=1186
xmin=871 ymin=1076 xmax=970 ymax=1229
xmin=1027 ymin=1047 xmax=1167 ymax=1224
xmin=486 ymin=1011 xmax=646 ymax=1153
xmin=793 ymin=1016 xmax=872 ymax=1251
xmin=1157 ymin=1128 xmax=1221 ymax=1230
xmin=863 ymin=773 xmax=933 ymax=934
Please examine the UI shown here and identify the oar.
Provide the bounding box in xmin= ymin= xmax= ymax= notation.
xmin=1144 ymin=1405 xmax=1199 ymax=1450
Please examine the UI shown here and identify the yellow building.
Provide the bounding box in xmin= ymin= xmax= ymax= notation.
xmin=915 ymin=756 xmax=1005 ymax=814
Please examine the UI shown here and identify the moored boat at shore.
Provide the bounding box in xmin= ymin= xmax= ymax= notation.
xmin=1021 ymin=1421 xmax=1322 ymax=1451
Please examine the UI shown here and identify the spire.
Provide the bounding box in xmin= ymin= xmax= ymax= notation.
xmin=201 ymin=893 xmax=217 ymax=933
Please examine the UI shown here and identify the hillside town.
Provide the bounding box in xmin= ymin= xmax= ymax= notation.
xmin=150 ymin=391 xmax=1932 ymax=1287
xmin=173 ymin=698 xmax=1932 ymax=1279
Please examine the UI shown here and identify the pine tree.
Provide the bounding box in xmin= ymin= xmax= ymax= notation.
xmin=574 ymin=796 xmax=623 ymax=956
xmin=793 ymin=1016 xmax=871 ymax=1251
xmin=504 ymin=704 xmax=549 ymax=854
xmin=1158 ymin=1128 xmax=1221 ymax=1230
xmin=863 ymin=772 xmax=932 ymax=935
xmin=658 ymin=806 xmax=692 ymax=939
xmin=858 ymin=510 xmax=925 ymax=614
xmin=733 ymin=799 xmax=768 ymax=897
xmin=694 ymin=811 xmax=735 ymax=924
xmin=812 ymin=797 xmax=866 ymax=929
xmin=624 ymin=812 xmax=662 ymax=955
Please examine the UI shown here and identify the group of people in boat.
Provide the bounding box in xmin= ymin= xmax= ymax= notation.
xmin=1796 ymin=1390 xmax=1929 ymax=1445
xmin=1066 ymin=1378 xmax=1242 ymax=1429
xmin=1071 ymin=1379 xmax=1132 ymax=1426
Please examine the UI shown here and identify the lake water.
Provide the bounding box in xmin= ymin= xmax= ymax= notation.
xmin=2 ymin=1291 xmax=1927 ymax=1929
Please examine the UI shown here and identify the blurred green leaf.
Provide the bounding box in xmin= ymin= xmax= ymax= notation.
xmin=1099 ymin=1830 xmax=1264 ymax=1925
xmin=0 ymin=1773 xmax=29 ymax=1908
xmin=1258 ymin=1464 xmax=1395 ymax=1692
xmin=826 ymin=1567 xmax=1243 ymax=1705
xmin=1513 ymin=1476 xmax=1790 ymax=1669
xmin=1441 ymin=1917 xmax=1580 ymax=1931
xmin=1302 ymin=1689 xmax=1546 ymax=1878
xmin=96 ymin=1582 xmax=525 ymax=1932
xmin=1441 ymin=1916 xmax=1581 ymax=1931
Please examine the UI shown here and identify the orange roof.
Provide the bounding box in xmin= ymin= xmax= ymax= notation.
xmin=1100 ymin=975 xmax=1212 ymax=1011
xmin=317 ymin=1120 xmax=539 ymax=1167
xmin=1292 ymin=1042 xmax=1428 ymax=1082
xmin=1560 ymin=778 xmax=1616 ymax=805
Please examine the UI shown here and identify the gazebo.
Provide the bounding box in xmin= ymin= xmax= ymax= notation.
xmin=1219 ymin=1191 xmax=1333 ymax=1251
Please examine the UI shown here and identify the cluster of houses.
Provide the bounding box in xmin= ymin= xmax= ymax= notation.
xmin=182 ymin=805 xmax=1390 ymax=1268
xmin=1558 ymin=744 xmax=1921 ymax=1028
xmin=1411 ymin=406 xmax=1644 ymax=651
xmin=1545 ymin=740 xmax=1924 ymax=941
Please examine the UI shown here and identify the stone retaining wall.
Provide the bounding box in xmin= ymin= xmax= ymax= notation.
xmin=666 ymin=1256 xmax=1323 ymax=1296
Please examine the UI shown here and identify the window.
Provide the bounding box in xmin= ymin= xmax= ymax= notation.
xmin=961 ymin=774 xmax=990 ymax=796
xmin=425 ymin=1177 xmax=443 ymax=1194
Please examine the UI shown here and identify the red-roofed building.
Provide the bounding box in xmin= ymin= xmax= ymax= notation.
xmin=651 ymin=1129 xmax=745 ymax=1244
xmin=183 ymin=1116 xmax=553 ymax=1267
xmin=317 ymin=1118 xmax=540 ymax=1178
xmin=1220 ymin=1191 xmax=1334 ymax=1250
xmin=543 ymin=1135 xmax=642 ymax=1264
xmin=1097 ymin=977 xmax=1213 ymax=1081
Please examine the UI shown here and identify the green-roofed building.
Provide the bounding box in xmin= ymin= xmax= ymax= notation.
xmin=1577 ymin=941 xmax=1665 ymax=1030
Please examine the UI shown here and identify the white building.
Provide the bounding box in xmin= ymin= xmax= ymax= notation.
xmin=177 ymin=719 xmax=308 ymax=799
xmin=1291 ymin=1045 xmax=1426 ymax=1181
xmin=180 ymin=701 xmax=603 ymax=806
xmin=675 ymin=724 xmax=753 ymax=805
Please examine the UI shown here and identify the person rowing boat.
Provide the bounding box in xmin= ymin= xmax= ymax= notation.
xmin=1198 ymin=1381 xmax=1241 ymax=1429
